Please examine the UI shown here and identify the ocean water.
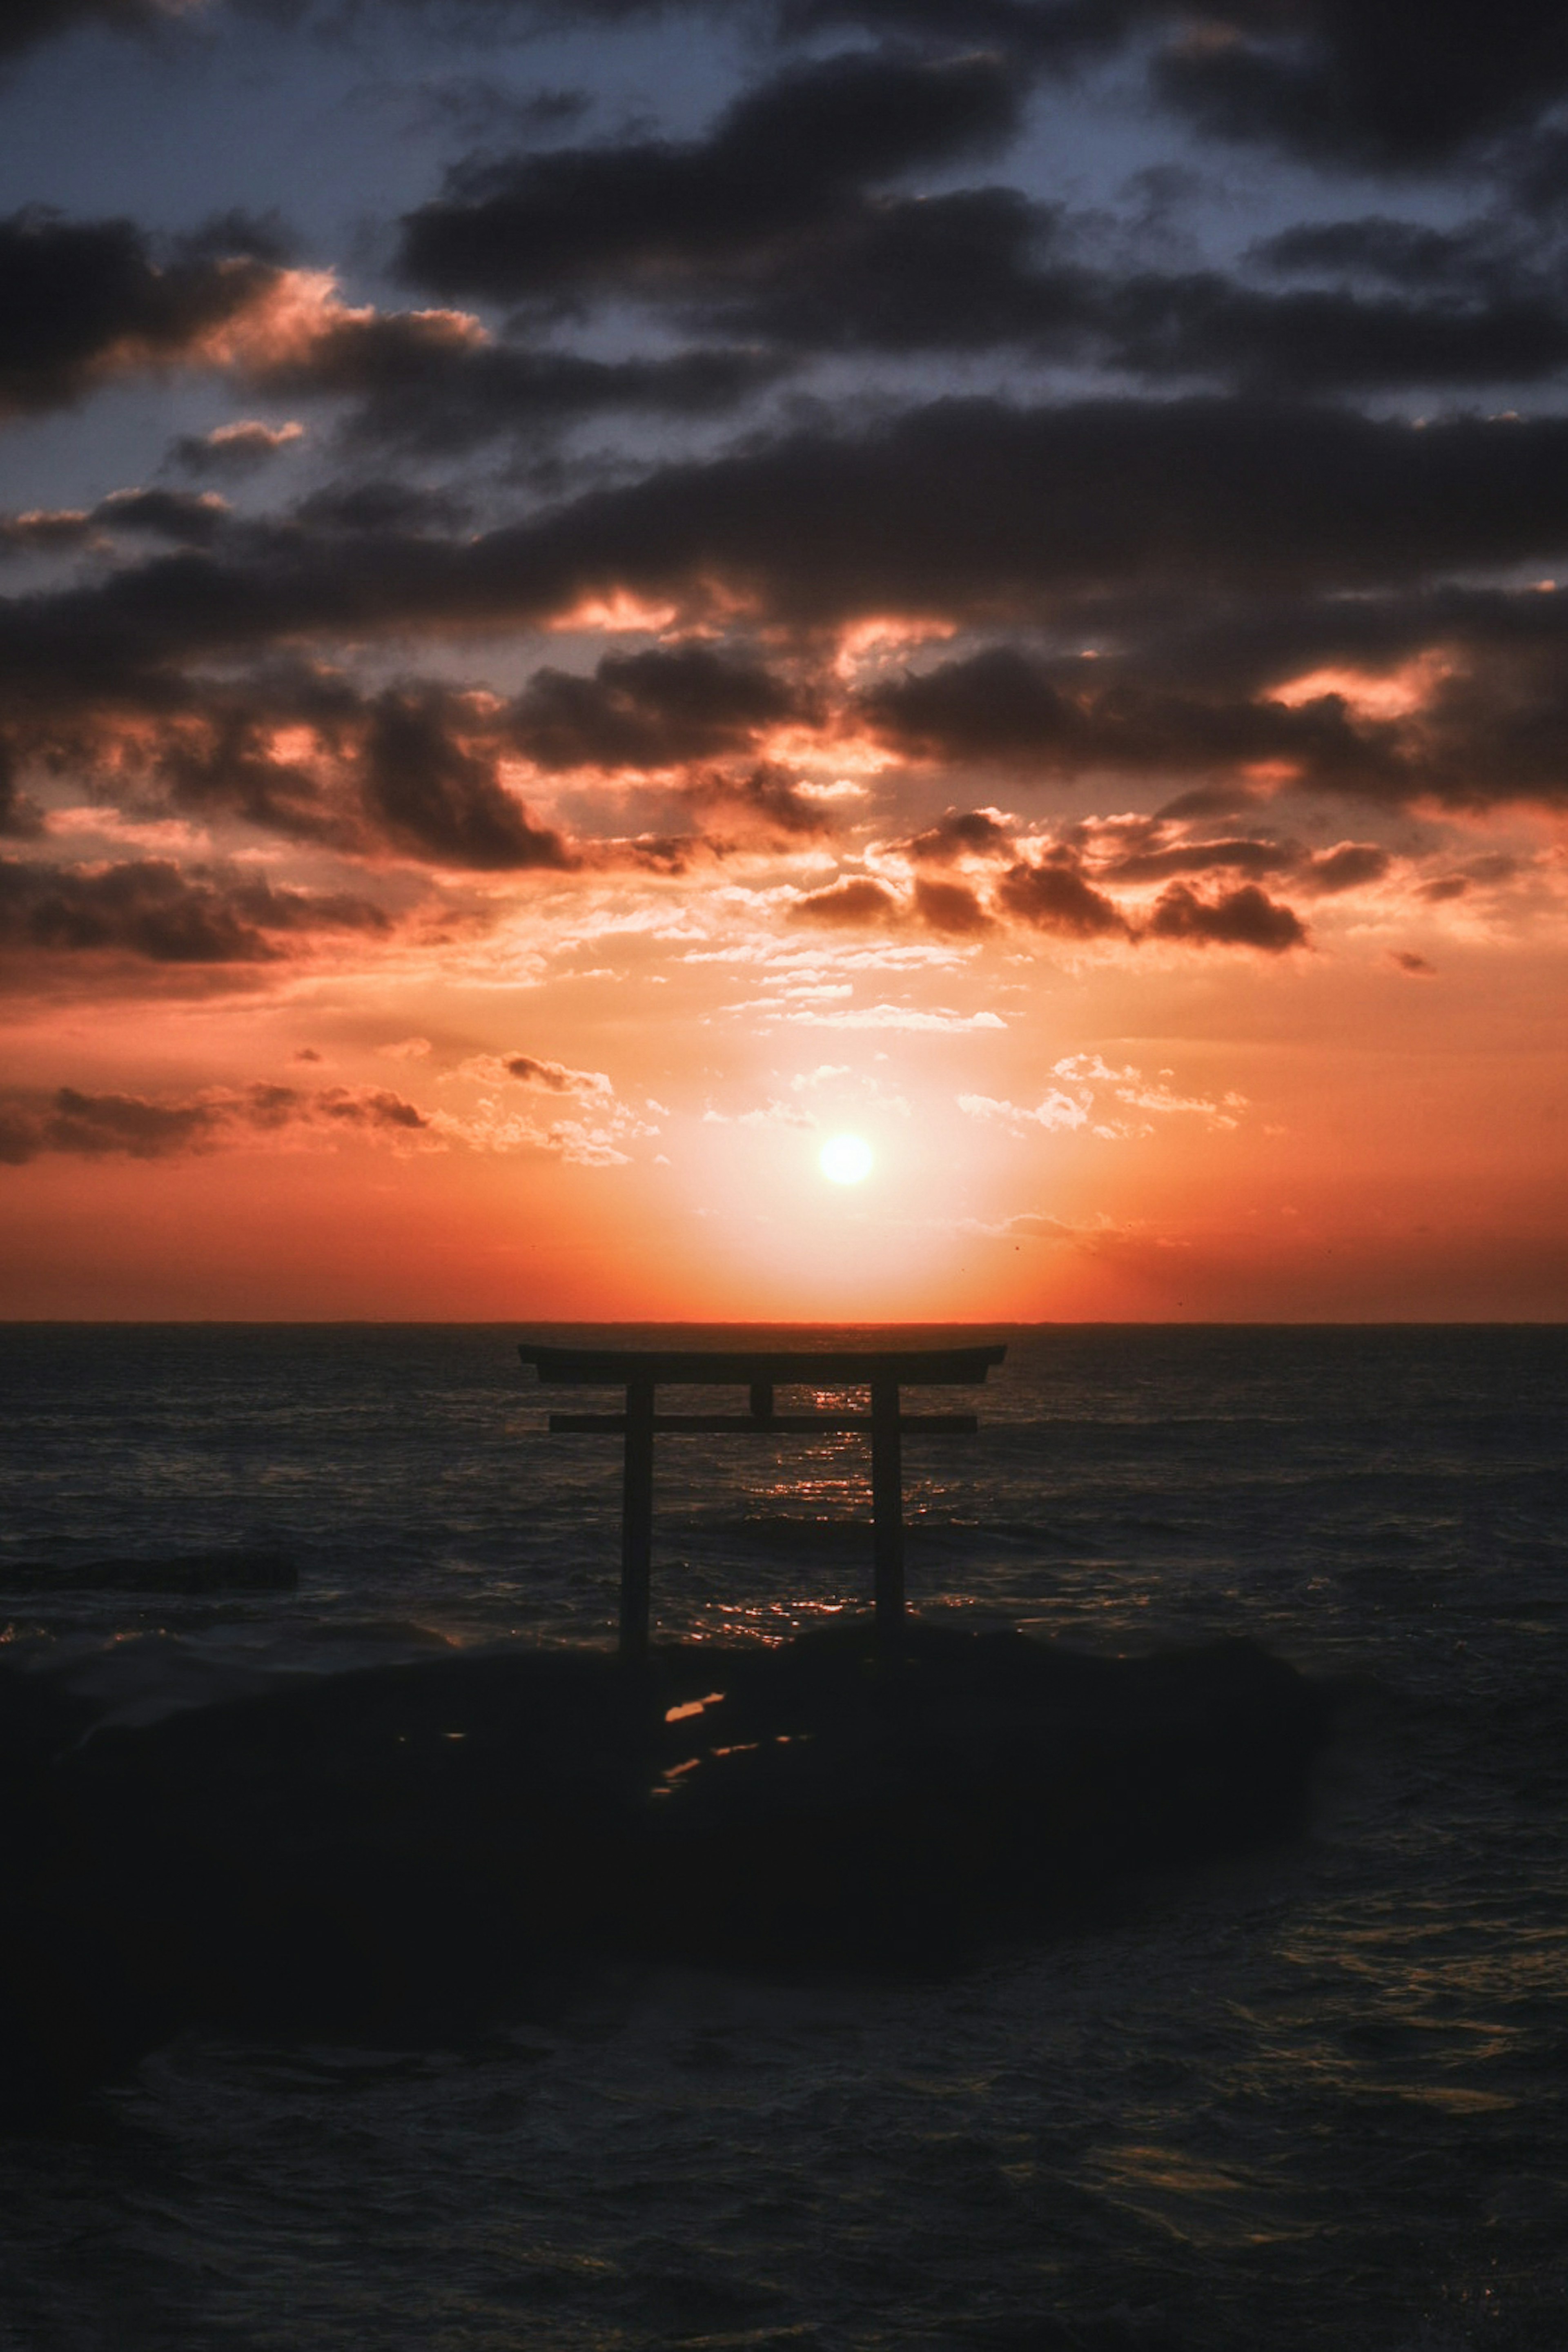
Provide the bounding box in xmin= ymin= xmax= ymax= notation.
xmin=0 ymin=1323 xmax=1564 ymax=2351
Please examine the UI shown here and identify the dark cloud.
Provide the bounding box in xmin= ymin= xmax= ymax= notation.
xmin=0 ymin=0 xmax=174 ymax=60
xmin=0 ymin=1078 xmax=428 ymax=1165
xmin=1095 ymin=270 xmax=1568 ymax=394
xmin=9 ymin=406 xmax=1568 ymax=852
xmin=894 ymin=808 xmax=1393 ymax=936
xmin=295 ymin=479 xmax=471 ymax=535
xmin=0 ymin=855 xmax=390 ymax=965
xmin=1144 ymin=880 xmax=1307 ymax=951
xmin=138 ymin=686 xmax=368 ymax=849
xmin=94 ymin=488 xmax=231 ymax=545
xmin=996 ymin=855 xmax=1125 ymax=938
xmin=11 ymin=0 xmax=1568 ymax=192
xmin=0 ymin=660 xmax=589 ymax=869
xmin=0 ymin=739 xmax=42 ymax=837
xmin=310 ymin=1084 xmax=427 ymax=1129
xmin=15 ymin=401 xmax=1568 ymax=686
xmin=0 ymin=1085 xmax=218 ymax=1162
xmin=913 ymin=874 xmax=993 ymax=933
xmin=0 ymin=507 xmax=93 ymax=556
xmin=694 ymin=185 xmax=1083 ymax=355
xmin=1302 ymin=841 xmax=1390 ymax=893
xmin=1098 ymin=833 xmax=1292 ymax=884
xmin=898 ymin=808 xmax=1018 ymax=864
xmin=361 ymin=688 xmax=576 ymax=869
xmin=1251 ymin=215 xmax=1500 ymax=290
xmin=481 ymin=398 xmax=1568 ymax=628
xmin=0 ymin=209 xmax=277 ymax=416
xmin=887 ymin=808 xmax=1392 ymax=926
xmin=1150 ymin=1 xmax=1568 ymax=172
xmin=684 ymin=185 xmax=1568 ymax=394
xmin=502 ymin=1054 xmax=609 ymax=1093
xmin=398 ymin=50 xmax=1026 ymax=302
xmin=685 ymin=761 xmax=836 ymax=842
xmin=250 ymin=307 xmax=784 ymax=452
xmin=512 ymin=645 xmax=802 ymax=772
xmin=789 ymin=875 xmax=901 ymax=925
xmin=860 ymin=646 xmax=1076 ymax=758
xmin=857 ymin=639 xmax=1400 ymax=794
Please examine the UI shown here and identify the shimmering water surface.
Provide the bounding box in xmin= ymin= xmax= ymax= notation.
xmin=1 ymin=1324 xmax=1565 ymax=2351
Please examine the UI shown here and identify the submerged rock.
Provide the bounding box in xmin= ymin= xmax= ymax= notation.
xmin=0 ymin=1621 xmax=1330 ymax=2125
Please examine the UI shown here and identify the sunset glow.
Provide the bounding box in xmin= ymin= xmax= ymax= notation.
xmin=0 ymin=7 xmax=1566 ymax=1322
xmin=820 ymin=1136 xmax=874 ymax=1186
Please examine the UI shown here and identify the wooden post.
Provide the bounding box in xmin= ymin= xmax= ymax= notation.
xmin=619 ymin=1375 xmax=655 ymax=1661
xmin=871 ymin=1375 xmax=904 ymax=1639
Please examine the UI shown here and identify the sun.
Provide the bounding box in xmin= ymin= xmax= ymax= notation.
xmin=819 ymin=1133 xmax=873 ymax=1185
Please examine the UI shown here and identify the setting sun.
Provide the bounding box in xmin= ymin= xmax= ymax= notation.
xmin=820 ymin=1134 xmax=874 ymax=1185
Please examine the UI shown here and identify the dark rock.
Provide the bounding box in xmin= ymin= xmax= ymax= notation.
xmin=0 ymin=1621 xmax=1331 ymax=2125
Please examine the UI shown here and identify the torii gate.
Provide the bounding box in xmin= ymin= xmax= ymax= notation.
xmin=518 ymin=1341 xmax=1007 ymax=1659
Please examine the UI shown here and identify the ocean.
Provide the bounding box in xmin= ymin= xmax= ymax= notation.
xmin=0 ymin=1323 xmax=1564 ymax=2351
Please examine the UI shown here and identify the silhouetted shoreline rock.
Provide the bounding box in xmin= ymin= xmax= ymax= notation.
xmin=0 ymin=1621 xmax=1330 ymax=2125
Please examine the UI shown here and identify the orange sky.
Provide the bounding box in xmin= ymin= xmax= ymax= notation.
xmin=4 ymin=13 xmax=1568 ymax=1320
xmin=5 ymin=677 xmax=1564 ymax=1319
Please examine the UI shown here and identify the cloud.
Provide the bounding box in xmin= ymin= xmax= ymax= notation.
xmin=675 ymin=176 xmax=1568 ymax=395
xmin=959 ymin=1088 xmax=1088 ymax=1132
xmin=397 ymin=49 xmax=1026 ymax=303
xmin=1149 ymin=0 xmax=1568 ymax=172
xmin=996 ymin=857 xmax=1125 ymax=938
xmin=789 ymin=876 xmax=902 ymax=926
xmin=12 ymin=0 xmax=1568 ymax=197
xmin=0 ymin=506 xmax=93 ymax=556
xmin=1301 ymin=841 xmax=1391 ymax=893
xmin=360 ymin=689 xmax=577 ymax=871
xmin=14 ymin=403 xmax=1568 ymax=786
xmin=0 ymin=208 xmax=281 ymax=417
xmin=0 ymin=1078 xmax=429 ymax=1165
xmin=432 ymin=1086 xmax=658 ymax=1165
xmin=500 ymin=1053 xmax=612 ymax=1095
xmin=702 ymin=1094 xmax=814 ymax=1129
xmin=780 ymin=1000 xmax=1005 ymax=1031
xmin=1099 ymin=833 xmax=1294 ymax=885
xmin=0 ymin=206 xmax=767 ymax=453
xmin=912 ymin=875 xmax=993 ymax=935
xmin=511 ymin=645 xmax=804 ymax=773
xmin=1 ymin=485 xmax=233 ymax=558
xmin=683 ymin=762 xmax=839 ymax=848
xmin=959 ymin=1052 xmax=1245 ymax=1143
xmin=856 ymin=641 xmax=1406 ymax=795
xmin=169 ymin=419 xmax=305 ymax=475
xmin=0 ymin=740 xmax=42 ymax=837
xmin=1144 ymin=880 xmax=1307 ymax=951
xmin=860 ymin=646 xmax=1076 ymax=760
xmin=0 ymin=0 xmax=202 ymax=61
xmin=0 ymin=855 xmax=390 ymax=966
xmin=897 ymin=808 xmax=1017 ymax=866
xmin=258 ymin=310 xmax=781 ymax=452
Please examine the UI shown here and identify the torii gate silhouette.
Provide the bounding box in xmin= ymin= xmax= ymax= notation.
xmin=519 ymin=1339 xmax=1006 ymax=1658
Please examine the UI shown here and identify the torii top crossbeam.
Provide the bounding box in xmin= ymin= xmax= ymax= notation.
xmin=518 ymin=1340 xmax=1006 ymax=1658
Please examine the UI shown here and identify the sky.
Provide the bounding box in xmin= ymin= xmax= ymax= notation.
xmin=1 ymin=0 xmax=1566 ymax=1322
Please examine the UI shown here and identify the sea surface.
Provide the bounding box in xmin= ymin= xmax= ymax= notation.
xmin=0 ymin=1323 xmax=1565 ymax=2351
